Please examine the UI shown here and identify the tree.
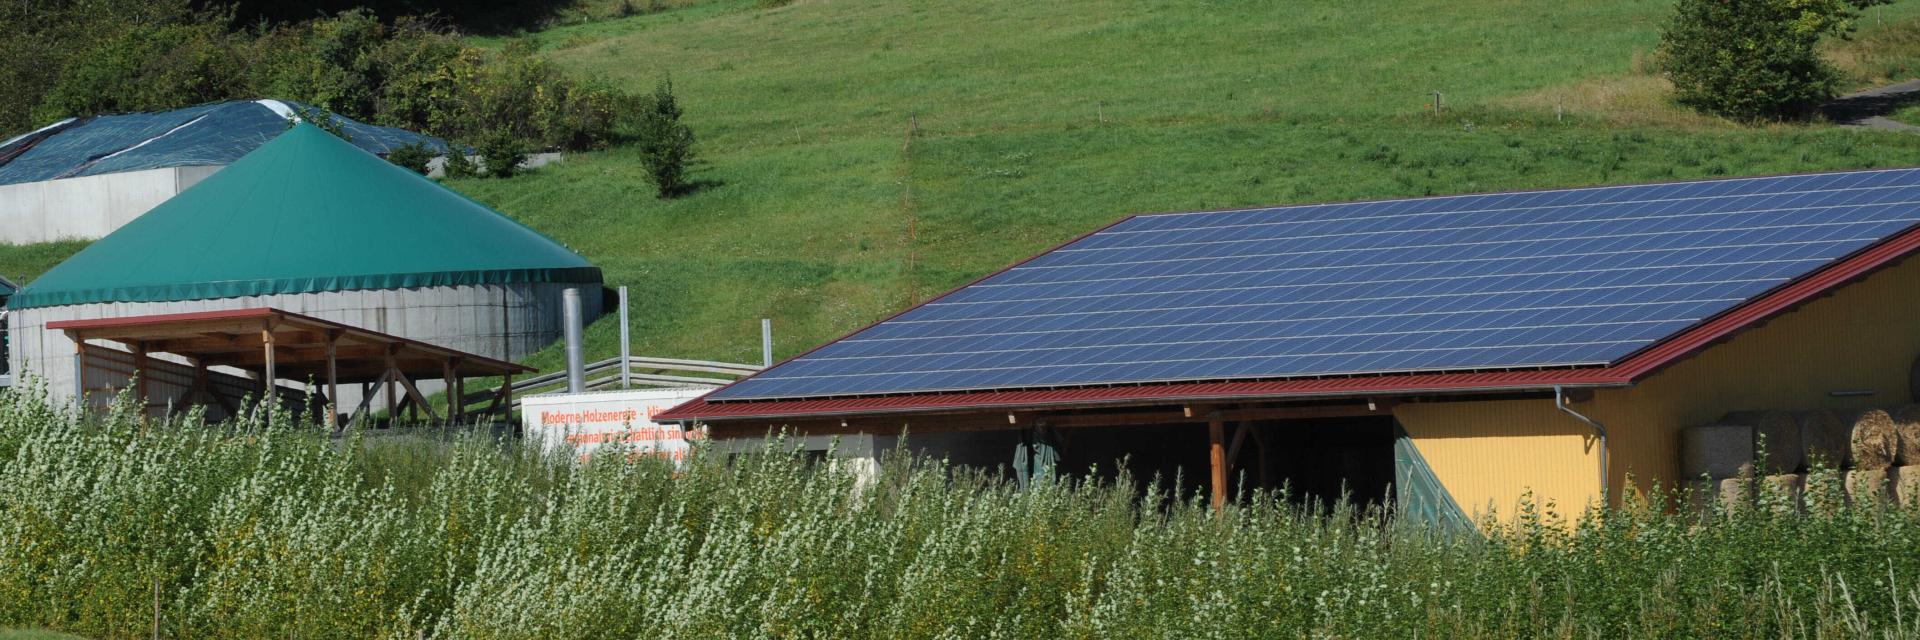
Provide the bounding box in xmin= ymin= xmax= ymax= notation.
xmin=1657 ymin=0 xmax=1893 ymax=122
xmin=633 ymin=77 xmax=696 ymax=198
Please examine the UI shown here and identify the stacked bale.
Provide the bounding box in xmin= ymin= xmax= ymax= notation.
xmin=1846 ymin=408 xmax=1899 ymax=471
xmin=1723 ymin=410 xmax=1802 ymax=474
xmin=1682 ymin=423 xmax=1754 ymax=512
xmin=1895 ymin=467 xmax=1920 ymax=508
xmin=1796 ymin=409 xmax=1850 ymax=468
xmin=1845 ymin=469 xmax=1892 ymax=504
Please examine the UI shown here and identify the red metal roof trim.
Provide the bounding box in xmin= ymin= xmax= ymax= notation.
xmin=659 ymin=218 xmax=1920 ymax=423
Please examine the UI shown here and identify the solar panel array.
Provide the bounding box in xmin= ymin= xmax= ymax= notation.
xmin=710 ymin=169 xmax=1920 ymax=401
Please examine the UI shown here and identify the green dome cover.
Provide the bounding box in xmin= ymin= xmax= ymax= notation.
xmin=10 ymin=124 xmax=598 ymax=309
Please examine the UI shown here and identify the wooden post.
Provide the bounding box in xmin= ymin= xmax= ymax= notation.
xmin=261 ymin=328 xmax=276 ymax=422
xmin=384 ymin=356 xmax=397 ymax=426
xmin=500 ymin=372 xmax=514 ymax=421
xmin=1209 ymin=413 xmax=1227 ymax=514
xmin=441 ymin=358 xmax=457 ymax=426
xmin=325 ymin=332 xmax=340 ymax=432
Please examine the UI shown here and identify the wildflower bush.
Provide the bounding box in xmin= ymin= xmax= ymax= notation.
xmin=1 ymin=385 xmax=1919 ymax=639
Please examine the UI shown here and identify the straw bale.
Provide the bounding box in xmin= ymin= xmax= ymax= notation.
xmin=1845 ymin=469 xmax=1891 ymax=504
xmin=1894 ymin=466 xmax=1920 ymax=508
xmin=1681 ymin=424 xmax=1754 ymax=479
xmin=1722 ymin=410 xmax=1801 ymax=473
xmin=1796 ymin=409 xmax=1851 ymax=469
xmin=1892 ymin=405 xmax=1920 ymax=466
xmin=1846 ymin=408 xmax=1899 ymax=471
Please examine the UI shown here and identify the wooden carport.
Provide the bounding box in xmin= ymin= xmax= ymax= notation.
xmin=49 ymin=308 xmax=533 ymax=429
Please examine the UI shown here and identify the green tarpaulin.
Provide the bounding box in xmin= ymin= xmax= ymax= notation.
xmin=10 ymin=124 xmax=597 ymax=309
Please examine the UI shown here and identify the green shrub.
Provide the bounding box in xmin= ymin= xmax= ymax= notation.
xmin=477 ymin=129 xmax=532 ymax=178
xmin=1 ymin=387 xmax=1919 ymax=638
xmin=386 ymin=141 xmax=436 ymax=175
xmin=632 ymin=77 xmax=697 ymax=197
xmin=1656 ymin=0 xmax=1890 ymax=122
xmin=4 ymin=7 xmax=636 ymax=156
xmin=441 ymin=148 xmax=478 ymax=178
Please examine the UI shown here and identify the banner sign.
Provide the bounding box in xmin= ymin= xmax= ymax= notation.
xmin=521 ymin=387 xmax=711 ymax=463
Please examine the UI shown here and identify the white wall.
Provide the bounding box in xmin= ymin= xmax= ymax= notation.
xmin=0 ymin=166 xmax=222 ymax=244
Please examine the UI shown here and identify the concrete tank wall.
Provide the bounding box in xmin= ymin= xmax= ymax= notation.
xmin=0 ymin=166 xmax=222 ymax=244
xmin=6 ymin=281 xmax=602 ymax=402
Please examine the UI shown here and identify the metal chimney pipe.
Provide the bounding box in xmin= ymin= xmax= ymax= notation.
xmin=563 ymin=288 xmax=586 ymax=393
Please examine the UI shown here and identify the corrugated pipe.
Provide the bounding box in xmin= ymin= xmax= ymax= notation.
xmin=563 ymin=288 xmax=585 ymax=393
xmin=1554 ymin=385 xmax=1608 ymax=500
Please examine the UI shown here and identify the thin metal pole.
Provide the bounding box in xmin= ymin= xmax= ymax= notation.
xmin=761 ymin=318 xmax=773 ymax=368
xmin=71 ymin=337 xmax=85 ymax=411
xmin=563 ymin=288 xmax=585 ymax=393
xmin=618 ymin=286 xmax=631 ymax=389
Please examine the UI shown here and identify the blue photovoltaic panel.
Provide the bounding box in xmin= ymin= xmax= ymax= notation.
xmin=711 ymin=168 xmax=1920 ymax=401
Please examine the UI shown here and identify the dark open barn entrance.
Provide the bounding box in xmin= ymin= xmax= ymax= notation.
xmin=1048 ymin=413 xmax=1396 ymax=511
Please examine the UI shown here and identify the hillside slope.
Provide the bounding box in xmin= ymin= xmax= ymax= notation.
xmin=11 ymin=0 xmax=1920 ymax=371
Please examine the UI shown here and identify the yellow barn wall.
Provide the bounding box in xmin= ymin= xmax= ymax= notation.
xmin=1396 ymin=254 xmax=1920 ymax=520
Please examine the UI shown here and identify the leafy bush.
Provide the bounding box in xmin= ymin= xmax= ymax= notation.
xmin=1 ymin=387 xmax=1919 ymax=638
xmin=386 ymin=141 xmax=436 ymax=175
xmin=2 ymin=6 xmax=638 ymax=160
xmin=441 ymin=148 xmax=478 ymax=178
xmin=1657 ymin=0 xmax=1891 ymax=121
xmin=477 ymin=129 xmax=532 ymax=178
xmin=632 ymin=78 xmax=697 ymax=197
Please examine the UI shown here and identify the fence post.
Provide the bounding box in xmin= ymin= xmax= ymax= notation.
xmin=761 ymin=318 xmax=773 ymax=368
xmin=619 ymin=286 xmax=631 ymax=389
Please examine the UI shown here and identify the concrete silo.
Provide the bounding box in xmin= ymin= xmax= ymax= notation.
xmin=6 ymin=124 xmax=600 ymax=406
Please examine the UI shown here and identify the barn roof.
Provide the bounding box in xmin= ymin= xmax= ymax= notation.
xmin=664 ymin=168 xmax=1920 ymax=421
xmin=0 ymin=100 xmax=448 ymax=186
xmin=9 ymin=124 xmax=597 ymax=309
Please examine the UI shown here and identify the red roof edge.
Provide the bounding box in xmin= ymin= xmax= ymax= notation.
xmin=659 ymin=217 xmax=1920 ymax=424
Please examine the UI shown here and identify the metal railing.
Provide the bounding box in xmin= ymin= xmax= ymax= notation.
xmin=459 ymin=355 xmax=760 ymax=411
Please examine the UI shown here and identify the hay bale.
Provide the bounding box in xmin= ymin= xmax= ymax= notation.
xmin=1797 ymin=409 xmax=1851 ymax=469
xmin=1846 ymin=409 xmax=1899 ymax=471
xmin=1892 ymin=405 xmax=1920 ymax=466
xmin=1803 ymin=470 xmax=1850 ymax=511
xmin=1894 ymin=466 xmax=1920 ymax=508
xmin=1682 ymin=424 xmax=1755 ymax=479
xmin=1845 ymin=469 xmax=1891 ymax=504
xmin=1763 ymin=473 xmax=1805 ymax=512
xmin=1687 ymin=477 xmax=1752 ymax=513
xmin=1722 ymin=410 xmax=1801 ymax=473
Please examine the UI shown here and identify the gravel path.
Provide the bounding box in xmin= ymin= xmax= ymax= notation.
xmin=1821 ymin=78 xmax=1920 ymax=132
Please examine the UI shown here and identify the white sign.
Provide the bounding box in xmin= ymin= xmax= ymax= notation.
xmin=520 ymin=387 xmax=711 ymax=464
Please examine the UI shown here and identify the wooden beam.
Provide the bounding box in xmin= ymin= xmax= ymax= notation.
xmin=1226 ymin=421 xmax=1248 ymax=475
xmin=1209 ymin=413 xmax=1227 ymax=514
xmin=393 ymin=366 xmax=439 ymax=424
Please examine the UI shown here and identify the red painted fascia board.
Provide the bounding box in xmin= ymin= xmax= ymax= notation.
xmin=656 ymin=369 xmax=1632 ymax=421
xmin=662 ymin=204 xmax=1920 ymax=424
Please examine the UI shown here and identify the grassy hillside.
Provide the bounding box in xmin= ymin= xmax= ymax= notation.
xmin=9 ymin=0 xmax=1920 ymax=371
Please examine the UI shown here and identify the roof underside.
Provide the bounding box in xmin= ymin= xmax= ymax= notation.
xmin=9 ymin=124 xmax=597 ymax=309
xmin=0 ymin=100 xmax=449 ymax=186
xmin=678 ymin=168 xmax=1920 ymax=420
xmin=48 ymin=308 xmax=532 ymax=383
